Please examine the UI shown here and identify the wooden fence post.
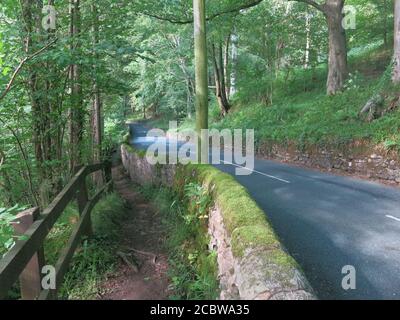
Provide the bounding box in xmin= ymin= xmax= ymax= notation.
xmin=13 ymin=208 xmax=45 ymax=300
xmin=1 ymin=163 xmax=112 ymax=300
xmin=104 ymin=160 xmax=113 ymax=192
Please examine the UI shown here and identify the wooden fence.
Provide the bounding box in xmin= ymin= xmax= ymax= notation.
xmin=0 ymin=162 xmax=113 ymax=300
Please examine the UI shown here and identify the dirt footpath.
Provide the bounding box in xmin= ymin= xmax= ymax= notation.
xmin=99 ymin=166 xmax=170 ymax=300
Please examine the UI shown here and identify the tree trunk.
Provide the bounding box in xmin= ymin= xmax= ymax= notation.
xmin=21 ymin=1 xmax=44 ymax=176
xmin=296 ymin=0 xmax=348 ymax=95
xmin=168 ymin=35 xmax=195 ymax=119
xmin=193 ymin=0 xmax=208 ymax=161
xmin=178 ymin=58 xmax=195 ymax=119
xmin=230 ymin=33 xmax=238 ymax=97
xmin=393 ymin=0 xmax=400 ymax=83
xmin=186 ymin=77 xmax=194 ymax=119
xmin=45 ymin=0 xmax=61 ymax=196
xmin=383 ymin=0 xmax=389 ymax=47
xmin=325 ymin=0 xmax=348 ymax=95
xmin=0 ymin=149 xmax=15 ymax=206
xmin=224 ymin=34 xmax=231 ymax=97
xmin=304 ymin=11 xmax=311 ymax=68
xmin=91 ymin=3 xmax=103 ymax=186
xmin=212 ymin=43 xmax=230 ymax=116
xmin=69 ymin=0 xmax=84 ymax=170
xmin=123 ymin=95 xmax=130 ymax=118
xmin=20 ymin=0 xmax=61 ymax=204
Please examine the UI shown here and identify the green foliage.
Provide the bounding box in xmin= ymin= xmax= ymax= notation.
xmin=212 ymin=45 xmax=400 ymax=151
xmin=0 ymin=0 xmax=138 ymax=207
xmin=91 ymin=193 xmax=129 ymax=240
xmin=60 ymin=193 xmax=128 ymax=299
xmin=44 ymin=193 xmax=128 ymax=299
xmin=183 ymin=183 xmax=212 ymax=223
xmin=175 ymin=163 xmax=299 ymax=269
xmin=0 ymin=205 xmax=26 ymax=257
xmin=60 ymin=239 xmax=116 ymax=300
xmin=1 ymin=0 xmax=400 ymax=301
xmin=139 ymin=184 xmax=219 ymax=300
xmin=44 ymin=205 xmax=80 ymax=265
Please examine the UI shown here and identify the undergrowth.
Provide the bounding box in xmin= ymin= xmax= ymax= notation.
xmin=0 ymin=205 xmax=27 ymax=257
xmin=45 ymin=193 xmax=128 ymax=300
xmin=138 ymin=183 xmax=219 ymax=300
xmin=174 ymin=45 xmax=400 ymax=153
xmin=210 ymin=46 xmax=399 ymax=152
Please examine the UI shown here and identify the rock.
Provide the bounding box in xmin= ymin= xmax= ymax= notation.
xmin=235 ymin=249 xmax=315 ymax=300
xmin=359 ymin=94 xmax=385 ymax=122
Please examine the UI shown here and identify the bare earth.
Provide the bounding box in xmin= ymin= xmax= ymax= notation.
xmin=98 ymin=166 xmax=170 ymax=300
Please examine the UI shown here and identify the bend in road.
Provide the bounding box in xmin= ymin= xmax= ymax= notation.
xmin=129 ymin=123 xmax=400 ymax=300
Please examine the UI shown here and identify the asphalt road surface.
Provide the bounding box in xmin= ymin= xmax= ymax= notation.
xmin=129 ymin=123 xmax=400 ymax=300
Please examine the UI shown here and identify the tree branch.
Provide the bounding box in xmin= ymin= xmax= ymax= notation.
xmin=141 ymin=0 xmax=264 ymax=25
xmin=0 ymin=38 xmax=58 ymax=101
xmin=0 ymin=149 xmax=4 ymax=168
xmin=0 ymin=117 xmax=39 ymax=206
xmin=289 ymin=0 xmax=327 ymax=13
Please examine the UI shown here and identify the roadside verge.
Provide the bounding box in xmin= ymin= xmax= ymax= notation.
xmin=121 ymin=142 xmax=316 ymax=300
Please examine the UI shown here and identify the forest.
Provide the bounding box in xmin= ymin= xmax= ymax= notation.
xmin=1 ymin=0 xmax=400 ymax=301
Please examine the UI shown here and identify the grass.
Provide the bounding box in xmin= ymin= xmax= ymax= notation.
xmin=138 ymin=183 xmax=219 ymax=300
xmin=127 ymin=44 xmax=399 ymax=154
xmin=123 ymin=138 xmax=302 ymax=280
xmin=45 ymin=193 xmax=129 ymax=300
xmin=4 ymin=193 xmax=128 ymax=300
xmin=214 ymin=45 xmax=400 ymax=152
xmin=167 ymin=45 xmax=400 ymax=154
xmin=216 ymin=86 xmax=400 ymax=151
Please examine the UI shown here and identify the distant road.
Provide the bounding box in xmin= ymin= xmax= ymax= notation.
xmin=130 ymin=123 xmax=400 ymax=300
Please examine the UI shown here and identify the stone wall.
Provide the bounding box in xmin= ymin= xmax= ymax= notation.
xmin=258 ymin=141 xmax=400 ymax=184
xmin=121 ymin=144 xmax=176 ymax=186
xmin=121 ymin=143 xmax=316 ymax=300
xmin=208 ymin=205 xmax=314 ymax=300
xmin=163 ymin=128 xmax=400 ymax=184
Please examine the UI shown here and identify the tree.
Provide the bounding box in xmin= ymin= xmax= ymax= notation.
xmin=393 ymin=0 xmax=400 ymax=83
xmin=229 ymin=32 xmax=238 ymax=97
xmin=193 ymin=0 xmax=208 ymax=161
xmin=292 ymin=0 xmax=348 ymax=95
xmin=91 ymin=2 xmax=103 ymax=186
xmin=69 ymin=0 xmax=84 ymax=170
xmin=382 ymin=0 xmax=390 ymax=47
xmin=212 ymin=42 xmax=231 ymax=116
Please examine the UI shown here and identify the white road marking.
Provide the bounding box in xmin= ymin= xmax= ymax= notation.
xmin=220 ymin=160 xmax=291 ymax=184
xmin=136 ymin=140 xmax=291 ymax=184
xmin=386 ymin=215 xmax=400 ymax=222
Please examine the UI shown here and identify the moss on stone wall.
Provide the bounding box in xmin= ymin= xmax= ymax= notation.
xmin=122 ymin=143 xmax=146 ymax=158
xmin=176 ymin=164 xmax=298 ymax=271
xmin=123 ymin=146 xmax=308 ymax=289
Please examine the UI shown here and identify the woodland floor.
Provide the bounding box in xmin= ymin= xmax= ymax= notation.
xmin=98 ymin=165 xmax=170 ymax=300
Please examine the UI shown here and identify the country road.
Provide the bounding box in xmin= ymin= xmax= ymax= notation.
xmin=129 ymin=123 xmax=400 ymax=300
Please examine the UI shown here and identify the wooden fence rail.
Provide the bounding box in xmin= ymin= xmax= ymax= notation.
xmin=0 ymin=162 xmax=112 ymax=300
